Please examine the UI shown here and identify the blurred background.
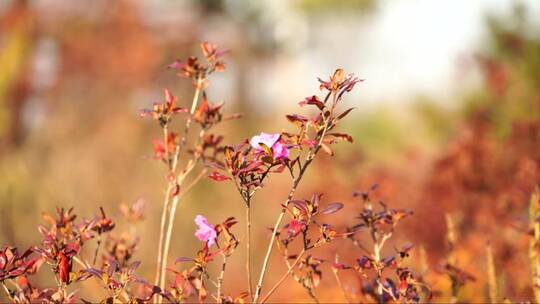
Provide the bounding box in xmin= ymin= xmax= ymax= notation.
xmin=0 ymin=0 xmax=539 ymax=302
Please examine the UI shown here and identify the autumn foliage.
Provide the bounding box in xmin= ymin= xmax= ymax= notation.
xmin=0 ymin=10 xmax=539 ymax=303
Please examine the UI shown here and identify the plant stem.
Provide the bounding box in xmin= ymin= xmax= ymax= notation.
xmin=2 ymin=282 xmax=14 ymax=302
xmin=155 ymin=76 xmax=203 ymax=303
xmin=246 ymin=200 xmax=254 ymax=299
xmin=92 ymin=234 xmax=102 ymax=265
xmin=373 ymin=238 xmax=383 ymax=303
xmin=154 ymin=125 xmax=175 ymax=292
xmin=371 ymin=230 xmax=391 ymax=304
xmin=217 ymin=253 xmax=228 ymax=303
xmin=73 ymin=256 xmax=90 ymax=269
xmin=154 ymin=183 xmax=172 ymax=293
xmin=486 ymin=242 xmax=497 ymax=303
xmin=253 ymin=115 xmax=331 ymax=303
xmin=332 ymin=255 xmax=351 ymax=304
xmin=529 ymin=188 xmax=540 ymax=304
xmin=159 ymin=161 xmax=200 ymax=291
xmin=260 ymin=249 xmax=305 ymax=303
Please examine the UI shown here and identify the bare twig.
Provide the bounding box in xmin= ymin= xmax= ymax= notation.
xmin=332 ymin=255 xmax=351 ymax=304
xmin=155 ymin=76 xmax=204 ymax=303
xmin=486 ymin=242 xmax=498 ymax=303
xmin=2 ymin=282 xmax=14 ymax=302
xmin=246 ymin=199 xmax=254 ymax=299
xmin=92 ymin=234 xmax=102 ymax=265
xmin=159 ymin=127 xmax=207 ymax=292
xmin=217 ymin=253 xmax=228 ymax=303
xmin=260 ymin=249 xmax=306 ymax=303
xmin=154 ymin=171 xmax=173 ymax=292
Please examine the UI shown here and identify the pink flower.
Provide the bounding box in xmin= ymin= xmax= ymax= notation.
xmin=272 ymin=141 xmax=289 ymax=160
xmin=250 ymin=133 xmax=279 ymax=150
xmin=194 ymin=215 xmax=217 ymax=247
xmin=250 ymin=132 xmax=289 ymax=160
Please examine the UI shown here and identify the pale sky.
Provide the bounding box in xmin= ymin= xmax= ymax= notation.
xmin=260 ymin=0 xmax=540 ymax=108
xmin=353 ymin=0 xmax=539 ymax=103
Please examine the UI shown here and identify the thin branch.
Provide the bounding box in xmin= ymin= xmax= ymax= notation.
xmin=246 ymin=199 xmax=254 ymax=299
xmin=73 ymin=256 xmax=90 ymax=269
xmin=155 ymin=76 xmax=204 ymax=303
xmin=154 ymin=124 xmax=175 ymax=291
xmin=2 ymin=282 xmax=14 ymax=302
xmin=217 ymin=253 xmax=228 ymax=303
xmin=332 ymin=255 xmax=351 ymax=304
xmin=159 ymin=130 xmax=207 ymax=294
xmin=154 ymin=182 xmax=172 ymax=291
xmin=260 ymin=249 xmax=306 ymax=303
xmin=486 ymin=242 xmax=498 ymax=303
xmin=92 ymin=234 xmax=102 ymax=265
xmin=253 ymin=113 xmax=332 ymax=303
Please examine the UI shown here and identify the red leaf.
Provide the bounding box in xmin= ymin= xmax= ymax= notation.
xmin=299 ymin=95 xmax=325 ymax=110
xmin=208 ymin=171 xmax=231 ymax=182
xmin=58 ymin=253 xmax=71 ymax=284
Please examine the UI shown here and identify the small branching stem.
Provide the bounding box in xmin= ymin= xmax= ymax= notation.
xmin=155 ymin=76 xmax=204 ymax=303
xmin=159 ymin=148 xmax=206 ymax=293
xmin=253 ymin=113 xmax=332 ymax=303
xmin=245 ymin=199 xmax=254 ymax=298
xmin=371 ymin=229 xmax=392 ymax=304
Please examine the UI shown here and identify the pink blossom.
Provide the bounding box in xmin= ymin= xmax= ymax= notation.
xmin=250 ymin=132 xmax=289 ymax=160
xmin=272 ymin=141 xmax=289 ymax=160
xmin=250 ymin=133 xmax=279 ymax=150
xmin=194 ymin=215 xmax=217 ymax=247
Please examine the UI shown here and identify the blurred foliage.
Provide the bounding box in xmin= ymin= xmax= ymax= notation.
xmin=294 ymin=0 xmax=376 ymax=14
xmin=0 ymin=0 xmax=538 ymax=302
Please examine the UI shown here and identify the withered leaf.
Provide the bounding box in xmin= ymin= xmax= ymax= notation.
xmin=327 ymin=133 xmax=353 ymax=143
xmin=321 ymin=143 xmax=334 ymax=156
xmin=286 ymin=114 xmax=308 ymax=127
xmin=321 ymin=202 xmax=344 ymax=215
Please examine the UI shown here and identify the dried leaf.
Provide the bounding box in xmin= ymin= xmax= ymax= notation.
xmin=327 ymin=133 xmax=353 ymax=143
xmin=321 ymin=143 xmax=334 ymax=156
xmin=321 ymin=202 xmax=344 ymax=215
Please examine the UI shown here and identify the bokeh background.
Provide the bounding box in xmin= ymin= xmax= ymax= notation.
xmin=1 ymin=0 xmax=539 ymax=302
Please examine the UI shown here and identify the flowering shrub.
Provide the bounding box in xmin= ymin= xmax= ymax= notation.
xmin=4 ymin=41 xmax=506 ymax=304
